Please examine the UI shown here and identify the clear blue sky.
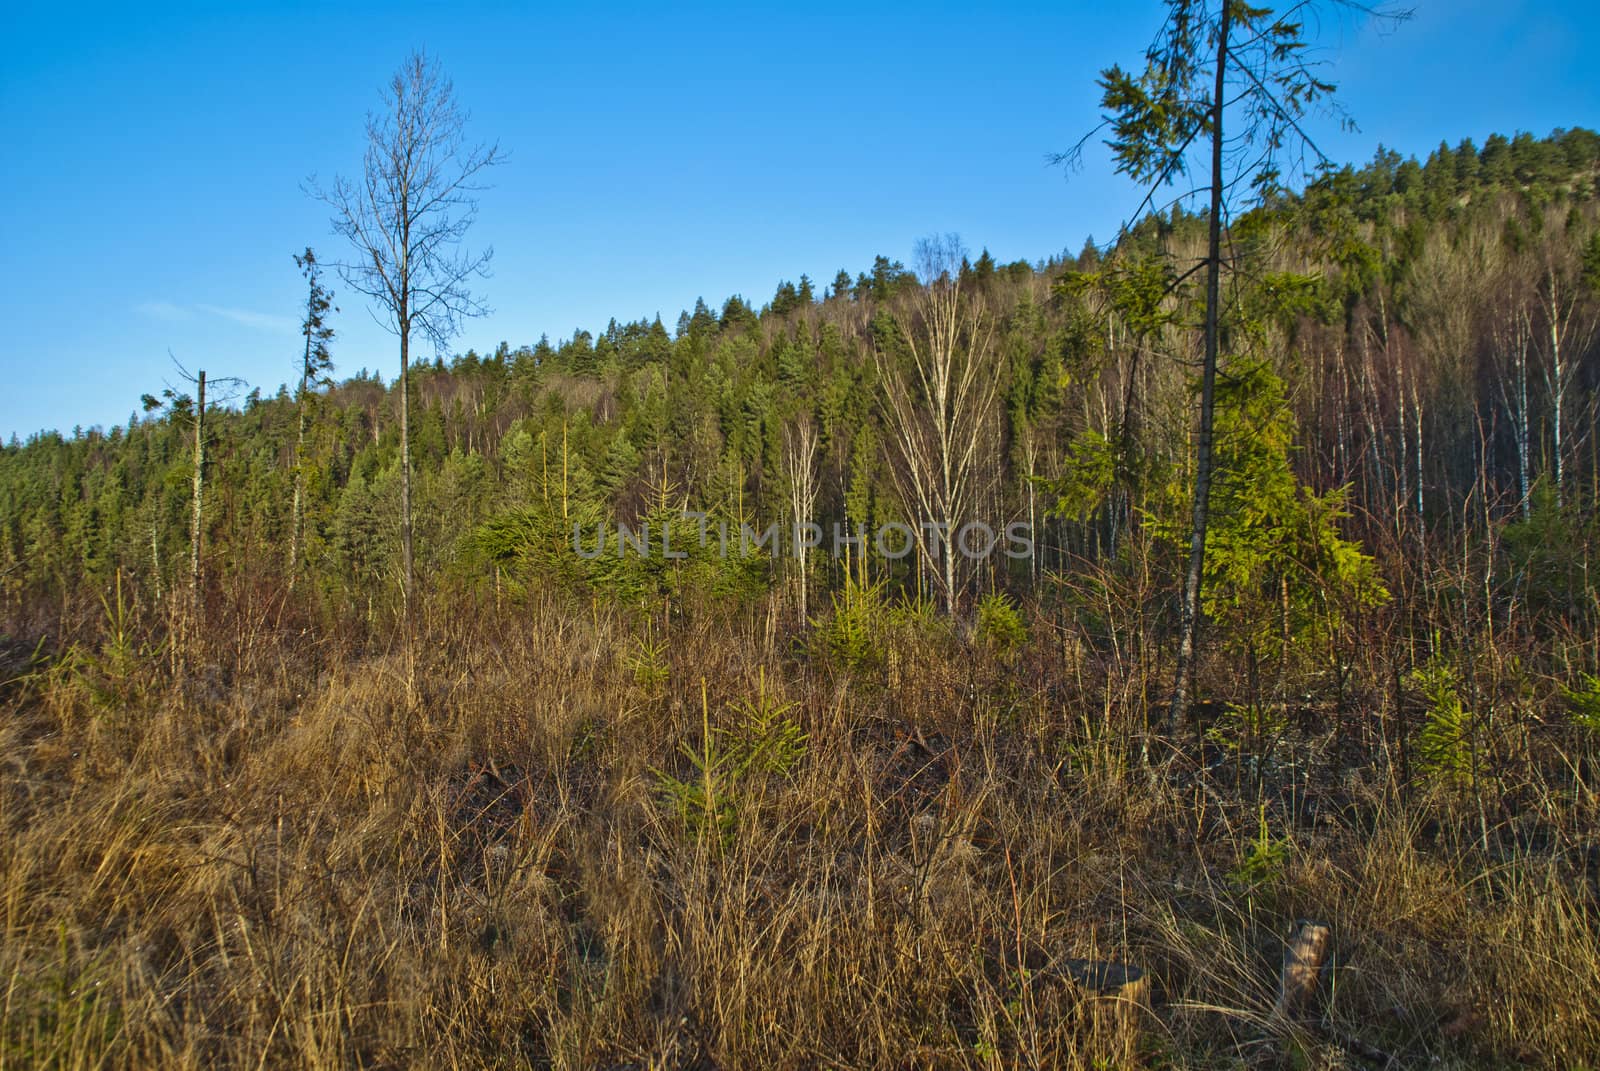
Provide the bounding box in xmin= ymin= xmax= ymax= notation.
xmin=3 ymin=1 xmax=1596 ymax=440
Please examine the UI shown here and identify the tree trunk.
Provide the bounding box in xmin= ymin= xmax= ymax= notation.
xmin=1547 ymin=285 xmax=1566 ymax=509
xmin=289 ymin=332 xmax=311 ymax=585
xmin=149 ymin=510 xmax=162 ymax=605
xmin=1060 ymin=959 xmax=1150 ymax=1067
xmin=1169 ymin=0 xmax=1230 ymax=732
xmin=1410 ymin=366 xmax=1425 ymax=549
xmin=1518 ymin=312 xmax=1531 ymax=519
xmin=1024 ymin=432 xmax=1039 ymax=588
xmin=190 ymin=369 xmax=206 ymax=617
xmin=785 ymin=417 xmax=818 ymax=628
xmin=399 ymin=319 xmax=415 ymax=615
xmin=942 ymin=522 xmax=956 ymax=614
xmin=1358 ymin=330 xmax=1387 ymax=521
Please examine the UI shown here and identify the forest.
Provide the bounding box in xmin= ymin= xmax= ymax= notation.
xmin=5 ymin=27 xmax=1600 ymax=1071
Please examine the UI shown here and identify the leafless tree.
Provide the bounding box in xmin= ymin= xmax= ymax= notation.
xmin=876 ymin=235 xmax=1001 ymax=612
xmin=1487 ymin=286 xmax=1535 ymax=520
xmin=784 ymin=412 xmax=820 ymax=625
xmin=310 ymin=50 xmax=501 ymax=613
xmin=1534 ymin=246 xmax=1599 ymax=509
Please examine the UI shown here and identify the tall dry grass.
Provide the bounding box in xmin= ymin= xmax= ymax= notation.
xmin=2 ymin=576 xmax=1597 ymax=1069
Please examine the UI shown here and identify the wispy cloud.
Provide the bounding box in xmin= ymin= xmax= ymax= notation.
xmin=134 ymin=300 xmax=193 ymax=322
xmin=135 ymin=300 xmax=295 ymax=334
xmin=196 ymin=304 xmax=297 ymax=334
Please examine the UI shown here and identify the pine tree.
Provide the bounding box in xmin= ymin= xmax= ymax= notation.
xmin=1064 ymin=0 xmax=1404 ymax=729
xmin=289 ymin=248 xmax=336 ymax=583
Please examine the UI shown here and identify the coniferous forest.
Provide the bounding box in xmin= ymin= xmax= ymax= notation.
xmin=5 ymin=8 xmax=1600 ymax=1069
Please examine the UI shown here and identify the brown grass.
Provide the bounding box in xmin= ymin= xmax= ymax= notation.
xmin=2 ymin=583 xmax=1597 ymax=1070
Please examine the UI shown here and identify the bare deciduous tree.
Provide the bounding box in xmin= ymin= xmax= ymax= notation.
xmin=784 ymin=412 xmax=820 ymax=625
xmin=876 ymin=235 xmax=1001 ymax=612
xmin=1487 ymin=282 xmax=1535 ymax=520
xmin=311 ymin=50 xmax=501 ymax=613
xmin=1534 ymin=246 xmax=1599 ymax=509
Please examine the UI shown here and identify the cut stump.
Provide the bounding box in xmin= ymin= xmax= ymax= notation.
xmin=1061 ymin=959 xmax=1150 ymax=1065
xmin=1274 ymin=920 xmax=1332 ymax=1021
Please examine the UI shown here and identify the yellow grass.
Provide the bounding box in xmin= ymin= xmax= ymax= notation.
xmin=2 ymin=587 xmax=1596 ymax=1069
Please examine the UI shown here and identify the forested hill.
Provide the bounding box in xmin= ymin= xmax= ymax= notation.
xmin=3 ymin=126 xmax=1599 ymax=627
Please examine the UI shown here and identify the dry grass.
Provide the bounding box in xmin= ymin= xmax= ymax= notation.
xmin=2 ymin=585 xmax=1597 ymax=1070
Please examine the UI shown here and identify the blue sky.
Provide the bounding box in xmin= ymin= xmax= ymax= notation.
xmin=2 ymin=1 xmax=1596 ymax=440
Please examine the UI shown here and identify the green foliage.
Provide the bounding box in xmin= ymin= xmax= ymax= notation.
xmin=1410 ymin=660 xmax=1477 ymax=789
xmin=1090 ymin=2 xmax=1342 ymax=196
xmin=473 ymin=502 xmax=584 ymax=591
xmin=727 ymin=669 xmax=808 ymax=781
xmin=653 ymin=675 xmax=806 ymax=845
xmin=94 ymin=570 xmax=150 ymax=697
xmin=1152 ymin=359 xmax=1387 ymax=667
xmin=4 ymin=923 xmax=123 ymax=1069
xmin=1229 ymin=804 xmax=1291 ymax=894
xmin=976 ymin=592 xmax=1028 ymax=657
xmin=475 ymin=496 xmax=769 ymax=611
xmin=292 ymin=248 xmax=337 ymax=392
xmin=626 ymin=630 xmax=670 ymax=693
xmin=1048 ymin=429 xmax=1117 ymax=522
xmin=654 ymin=721 xmax=742 ymax=846
xmin=1203 ymin=701 xmax=1289 ymax=757
xmin=1502 ymin=482 xmax=1598 ymax=621
xmin=33 ymin=570 xmax=165 ymax=725
xmin=1057 ymin=253 xmax=1177 ymax=340
xmin=815 ymin=575 xmax=890 ymax=672
xmin=1561 ymin=673 xmax=1600 ymax=735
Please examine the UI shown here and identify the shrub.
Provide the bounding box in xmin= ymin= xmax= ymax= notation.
xmin=1411 ymin=660 xmax=1477 ymax=788
xmin=976 ymin=592 xmax=1028 ymax=657
xmin=653 ymin=674 xmax=806 ymax=845
xmin=1561 ymin=672 xmax=1600 ymax=734
xmin=815 ymin=575 xmax=890 ymax=672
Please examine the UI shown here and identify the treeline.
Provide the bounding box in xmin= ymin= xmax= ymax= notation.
xmin=3 ymin=126 xmax=1599 ymax=658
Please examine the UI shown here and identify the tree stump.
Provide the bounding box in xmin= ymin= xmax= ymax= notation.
xmin=1274 ymin=920 xmax=1332 ymax=1021
xmin=1061 ymin=958 xmax=1150 ymax=1065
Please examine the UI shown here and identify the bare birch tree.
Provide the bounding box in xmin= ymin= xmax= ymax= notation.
xmin=1535 ymin=247 xmax=1599 ymax=509
xmin=876 ymin=235 xmax=1001 ymax=612
xmin=1488 ymin=288 xmax=1534 ymax=519
xmin=783 ymin=412 xmax=820 ymax=625
xmin=311 ymin=50 xmax=501 ymax=615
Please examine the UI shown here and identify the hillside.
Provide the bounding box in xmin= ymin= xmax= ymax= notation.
xmin=3 ymin=126 xmax=1600 ymax=1068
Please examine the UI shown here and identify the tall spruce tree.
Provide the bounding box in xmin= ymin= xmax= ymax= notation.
xmin=1063 ymin=0 xmax=1405 ymax=729
xmin=289 ymin=248 xmax=335 ymax=584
